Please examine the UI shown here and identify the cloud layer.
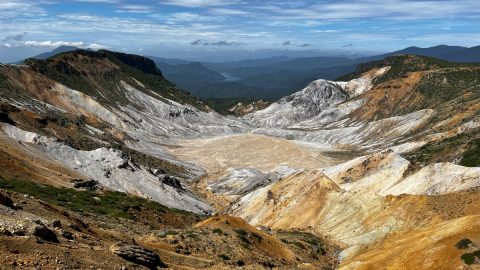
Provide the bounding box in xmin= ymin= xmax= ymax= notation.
xmin=1 ymin=0 xmax=479 ymax=62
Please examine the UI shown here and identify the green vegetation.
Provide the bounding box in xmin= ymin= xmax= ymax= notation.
xmin=212 ymin=228 xmax=223 ymax=235
xmin=293 ymin=241 xmax=306 ymax=249
xmin=218 ymin=254 xmax=230 ymax=261
xmin=337 ymin=55 xmax=480 ymax=83
xmin=234 ymin=228 xmax=251 ymax=245
xmin=24 ymin=49 xmax=207 ymax=111
xmin=277 ymin=231 xmax=327 ymax=254
xmin=456 ymin=239 xmax=473 ymax=249
xmin=0 ymin=178 xmax=191 ymax=220
xmin=0 ymin=72 xmax=12 ymax=99
xmin=251 ymin=232 xmax=263 ymax=243
xmin=404 ymin=128 xmax=480 ymax=167
xmin=182 ymin=232 xmax=198 ymax=239
xmin=460 ymin=139 xmax=480 ymax=167
xmin=461 ymin=250 xmax=480 ymax=265
xmin=412 ymin=69 xmax=480 ymax=105
xmin=204 ymin=97 xmax=270 ymax=115
xmin=234 ymin=228 xmax=248 ymax=236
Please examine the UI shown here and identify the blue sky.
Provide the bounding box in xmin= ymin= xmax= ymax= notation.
xmin=1 ymin=0 xmax=480 ymax=62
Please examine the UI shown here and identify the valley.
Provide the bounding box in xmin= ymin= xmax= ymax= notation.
xmin=0 ymin=49 xmax=479 ymax=269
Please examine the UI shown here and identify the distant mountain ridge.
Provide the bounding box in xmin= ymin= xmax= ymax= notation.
xmin=31 ymin=45 xmax=93 ymax=60
xmin=152 ymin=44 xmax=480 ymax=100
xmin=153 ymin=60 xmax=225 ymax=93
xmin=22 ymin=45 xmax=480 ymax=101
xmin=358 ymin=45 xmax=480 ymax=63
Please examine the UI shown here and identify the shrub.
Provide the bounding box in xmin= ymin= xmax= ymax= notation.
xmin=218 ymin=254 xmax=230 ymax=260
xmin=461 ymin=250 xmax=480 ymax=265
xmin=234 ymin=228 xmax=247 ymax=236
xmin=293 ymin=241 xmax=306 ymax=249
xmin=456 ymin=239 xmax=473 ymax=249
xmin=251 ymin=232 xmax=262 ymax=243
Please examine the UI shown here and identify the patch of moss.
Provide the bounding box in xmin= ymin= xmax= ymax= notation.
xmin=234 ymin=228 xmax=251 ymax=245
xmin=337 ymin=55 xmax=480 ymax=83
xmin=404 ymin=128 xmax=480 ymax=167
xmin=204 ymin=97 xmax=270 ymax=115
xmin=0 ymin=178 xmax=193 ymax=220
xmin=212 ymin=228 xmax=223 ymax=235
xmin=412 ymin=69 xmax=480 ymax=105
xmin=293 ymin=241 xmax=306 ymax=249
xmin=461 ymin=250 xmax=480 ymax=265
xmin=234 ymin=228 xmax=248 ymax=236
xmin=251 ymin=232 xmax=263 ymax=243
xmin=460 ymin=139 xmax=480 ymax=167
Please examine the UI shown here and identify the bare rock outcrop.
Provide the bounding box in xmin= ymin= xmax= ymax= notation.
xmin=29 ymin=223 xmax=59 ymax=243
xmin=110 ymin=242 xmax=166 ymax=269
xmin=0 ymin=192 xmax=15 ymax=209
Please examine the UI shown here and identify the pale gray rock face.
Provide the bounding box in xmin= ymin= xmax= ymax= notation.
xmin=208 ymin=166 xmax=297 ymax=196
xmin=0 ymin=124 xmax=213 ymax=214
xmin=116 ymin=81 xmax=247 ymax=138
xmin=244 ymin=79 xmax=348 ymax=128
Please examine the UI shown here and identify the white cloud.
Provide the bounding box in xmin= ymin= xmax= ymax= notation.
xmin=72 ymin=0 xmax=118 ymax=3
xmin=57 ymin=14 xmax=100 ymax=21
xmin=22 ymin=40 xmax=107 ymax=49
xmin=311 ymin=30 xmax=337 ymax=33
xmin=260 ymin=0 xmax=480 ymax=21
xmin=0 ymin=1 xmax=46 ymax=18
xmin=162 ymin=0 xmax=238 ymax=8
xmin=209 ymin=8 xmax=249 ymax=15
xmin=165 ymin=12 xmax=216 ymax=23
xmin=190 ymin=39 xmax=245 ymax=46
xmin=115 ymin=5 xmax=154 ymax=14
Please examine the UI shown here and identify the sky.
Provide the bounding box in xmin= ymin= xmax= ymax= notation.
xmin=1 ymin=0 xmax=480 ymax=62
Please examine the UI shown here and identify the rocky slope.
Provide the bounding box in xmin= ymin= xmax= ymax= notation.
xmin=0 ymin=50 xmax=479 ymax=269
xmin=228 ymin=99 xmax=271 ymax=116
xmin=172 ymin=55 xmax=480 ymax=268
xmin=0 ymin=50 xmax=249 ymax=214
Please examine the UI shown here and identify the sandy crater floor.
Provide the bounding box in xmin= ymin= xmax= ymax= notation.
xmin=170 ymin=133 xmax=346 ymax=174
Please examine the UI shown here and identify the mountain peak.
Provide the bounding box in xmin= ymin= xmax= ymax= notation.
xmin=27 ymin=49 xmax=162 ymax=77
xmin=99 ymin=50 xmax=162 ymax=76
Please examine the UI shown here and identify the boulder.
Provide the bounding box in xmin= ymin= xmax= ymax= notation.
xmin=51 ymin=220 xmax=62 ymax=229
xmin=110 ymin=243 xmax=166 ymax=269
xmin=61 ymin=230 xmax=74 ymax=240
xmin=159 ymin=175 xmax=183 ymax=191
xmin=30 ymin=224 xmax=59 ymax=243
xmin=0 ymin=192 xmax=15 ymax=209
xmin=71 ymin=179 xmax=98 ymax=191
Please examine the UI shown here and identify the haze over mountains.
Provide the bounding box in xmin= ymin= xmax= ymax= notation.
xmin=19 ymin=44 xmax=480 ymax=102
